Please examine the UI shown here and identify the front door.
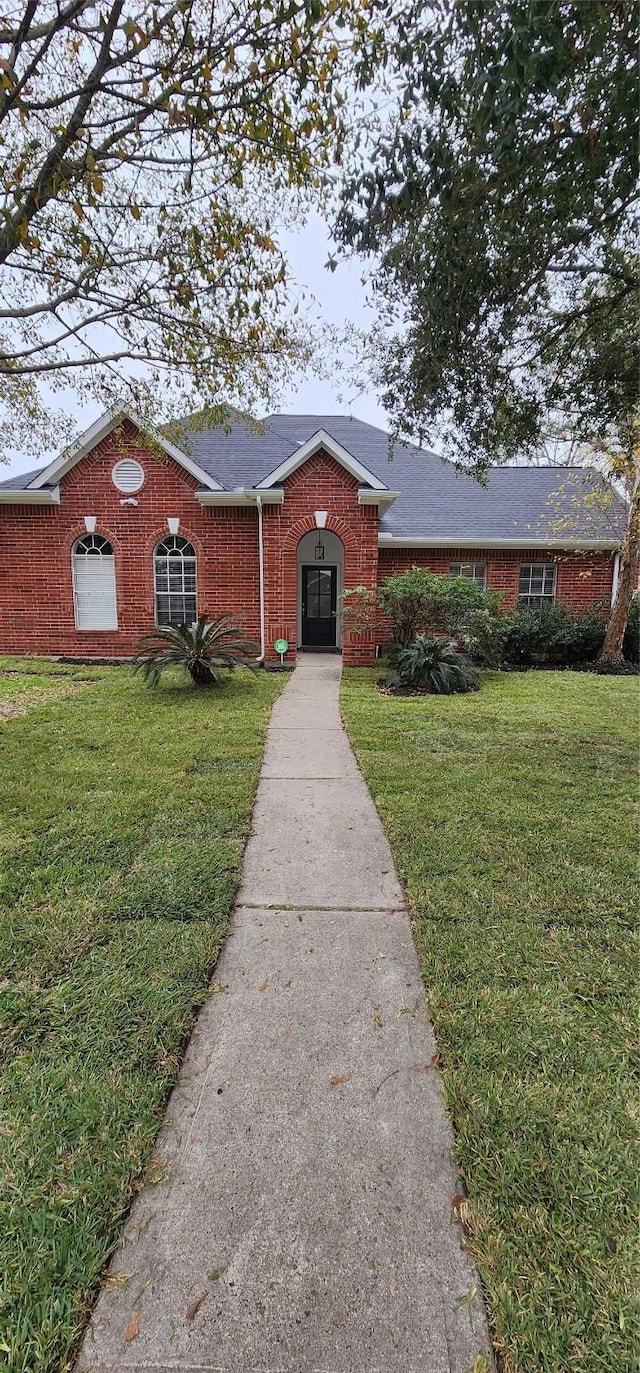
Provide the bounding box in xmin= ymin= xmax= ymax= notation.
xmin=301 ymin=565 xmax=337 ymax=647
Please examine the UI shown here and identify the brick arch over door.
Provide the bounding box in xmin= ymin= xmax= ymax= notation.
xmin=296 ymin=527 xmax=345 ymax=649
xmin=264 ymin=498 xmax=379 ymax=665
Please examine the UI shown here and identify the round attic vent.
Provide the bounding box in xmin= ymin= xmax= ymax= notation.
xmin=112 ymin=459 xmax=144 ymax=493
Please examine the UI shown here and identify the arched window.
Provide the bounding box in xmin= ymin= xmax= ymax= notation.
xmin=154 ymin=535 xmax=197 ymax=626
xmin=72 ymin=534 xmax=118 ymax=630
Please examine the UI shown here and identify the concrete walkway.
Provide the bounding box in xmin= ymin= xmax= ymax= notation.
xmin=78 ymin=656 xmax=492 ymax=1373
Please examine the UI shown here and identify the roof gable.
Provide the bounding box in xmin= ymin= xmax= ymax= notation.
xmin=254 ymin=429 xmax=388 ymax=491
xmin=29 ymin=407 xmax=223 ymax=492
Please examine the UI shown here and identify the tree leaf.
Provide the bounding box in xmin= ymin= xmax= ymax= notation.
xmin=124 ymin=1308 xmax=141 ymax=1341
xmin=185 ymin=1290 xmax=208 ymax=1319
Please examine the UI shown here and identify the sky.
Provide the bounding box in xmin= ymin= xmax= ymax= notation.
xmin=277 ymin=213 xmax=389 ymax=430
xmin=2 ymin=214 xmax=390 ymax=481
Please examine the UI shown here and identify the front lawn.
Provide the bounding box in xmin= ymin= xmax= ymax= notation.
xmin=0 ymin=657 xmax=106 ymax=720
xmin=0 ymin=660 xmax=283 ymax=1373
xmin=340 ymin=669 xmax=638 ymax=1373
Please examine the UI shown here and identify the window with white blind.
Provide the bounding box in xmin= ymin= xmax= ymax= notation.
xmin=73 ymin=534 xmax=118 ymax=630
xmin=449 ymin=561 xmax=487 ymax=588
xmin=518 ymin=562 xmax=557 ymax=609
xmin=154 ymin=535 xmax=197 ymax=625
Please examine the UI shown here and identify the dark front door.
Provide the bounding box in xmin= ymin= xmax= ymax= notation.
xmin=301 ymin=565 xmax=337 ymax=647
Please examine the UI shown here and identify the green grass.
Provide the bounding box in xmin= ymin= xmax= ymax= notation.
xmin=340 ymin=669 xmax=639 ymax=1373
xmin=0 ymin=658 xmax=107 ymax=719
xmin=0 ymin=659 xmax=283 ymax=1373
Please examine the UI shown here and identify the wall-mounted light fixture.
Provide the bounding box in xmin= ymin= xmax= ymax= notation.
xmin=314 ymin=509 xmax=328 ymax=529
xmin=84 ymin=515 xmax=97 ymax=533
xmin=167 ymin=517 xmax=180 ymax=535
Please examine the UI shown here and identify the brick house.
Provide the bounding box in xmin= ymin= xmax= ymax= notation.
xmin=0 ymin=408 xmax=626 ymax=664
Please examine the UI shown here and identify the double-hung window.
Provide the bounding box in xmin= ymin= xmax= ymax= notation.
xmin=154 ymin=536 xmax=197 ymax=625
xmin=518 ymin=562 xmax=556 ymax=610
xmin=449 ymin=561 xmax=487 ymax=588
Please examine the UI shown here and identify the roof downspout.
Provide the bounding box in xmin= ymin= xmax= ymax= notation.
xmin=611 ymin=550 xmax=621 ymax=606
xmin=256 ymin=494 xmax=266 ymax=663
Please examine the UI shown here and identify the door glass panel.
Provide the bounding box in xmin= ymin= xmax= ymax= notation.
xmin=306 ymin=570 xmax=331 ymax=618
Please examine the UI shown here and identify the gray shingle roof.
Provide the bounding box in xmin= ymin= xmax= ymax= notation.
xmin=1 ymin=415 xmax=625 ymax=544
xmin=0 ymin=466 xmax=46 ymax=489
xmin=182 ymin=413 xmax=625 ymax=544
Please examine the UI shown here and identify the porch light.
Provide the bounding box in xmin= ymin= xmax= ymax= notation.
xmin=84 ymin=515 xmax=97 ymax=533
xmin=314 ymin=535 xmax=325 ymax=561
xmin=167 ymin=517 xmax=180 ymax=535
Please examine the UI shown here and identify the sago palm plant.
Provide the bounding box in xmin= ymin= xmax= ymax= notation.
xmin=392 ymin=634 xmax=479 ymax=694
xmin=134 ymin=614 xmax=259 ymax=688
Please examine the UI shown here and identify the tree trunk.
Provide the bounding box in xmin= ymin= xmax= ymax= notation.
xmin=597 ymin=484 xmax=640 ymax=667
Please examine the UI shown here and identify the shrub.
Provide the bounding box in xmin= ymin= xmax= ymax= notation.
xmin=390 ymin=635 xmax=480 ymax=694
xmin=377 ymin=567 xmax=502 ymax=646
xmin=460 ymin=607 xmax=514 ymax=667
xmin=540 ymin=602 xmax=606 ymax=665
xmin=463 ymin=603 xmax=610 ymax=668
xmin=341 ymin=585 xmax=377 ymax=636
xmin=134 ymin=614 xmax=259 ymax=688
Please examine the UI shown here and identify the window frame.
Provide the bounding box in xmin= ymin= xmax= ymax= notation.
xmin=518 ymin=561 xmax=557 ymax=610
xmin=72 ymin=533 xmax=118 ymax=631
xmin=154 ymin=534 xmax=197 ymax=627
xmin=449 ymin=561 xmax=487 ymax=589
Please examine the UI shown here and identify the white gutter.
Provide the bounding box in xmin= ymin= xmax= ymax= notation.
xmin=256 ymin=494 xmax=266 ymax=664
xmin=0 ymin=486 xmax=60 ymax=505
xmin=611 ymin=550 xmax=621 ymax=605
xmin=378 ymin=534 xmax=620 ymax=550
xmin=196 ymin=488 xmax=283 ymax=507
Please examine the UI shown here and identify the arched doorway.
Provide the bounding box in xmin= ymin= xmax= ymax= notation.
xmin=297 ymin=529 xmax=344 ymax=650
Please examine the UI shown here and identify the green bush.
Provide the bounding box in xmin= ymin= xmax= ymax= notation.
xmin=463 ymin=603 xmax=610 ymax=668
xmin=390 ymin=635 xmax=480 ymax=694
xmin=460 ymin=607 xmax=513 ymax=667
xmin=377 ymin=567 xmax=502 ymax=646
xmin=541 ymin=602 xmax=607 ymax=665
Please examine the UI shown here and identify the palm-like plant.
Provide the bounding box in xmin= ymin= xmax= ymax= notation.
xmin=392 ymin=634 xmax=479 ymax=694
xmin=134 ymin=614 xmax=259 ymax=688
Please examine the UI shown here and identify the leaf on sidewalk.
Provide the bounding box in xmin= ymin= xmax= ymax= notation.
xmin=329 ymin=1074 xmax=351 ymax=1086
xmin=124 ymin=1308 xmax=141 ymax=1341
xmin=185 ymin=1290 xmax=208 ymax=1320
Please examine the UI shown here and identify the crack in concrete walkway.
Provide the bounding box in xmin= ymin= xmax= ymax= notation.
xmin=77 ymin=655 xmax=492 ymax=1373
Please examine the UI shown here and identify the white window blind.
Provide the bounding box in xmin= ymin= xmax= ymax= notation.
xmin=73 ymin=535 xmax=118 ymax=630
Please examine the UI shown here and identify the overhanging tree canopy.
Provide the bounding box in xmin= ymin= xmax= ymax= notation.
xmin=0 ymin=0 xmax=369 ymax=457
xmin=337 ymin=0 xmax=639 ymax=662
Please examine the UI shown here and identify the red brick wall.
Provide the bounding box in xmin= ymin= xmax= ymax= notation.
xmin=262 ymin=450 xmax=380 ymax=665
xmin=0 ymin=420 xmax=261 ymax=658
